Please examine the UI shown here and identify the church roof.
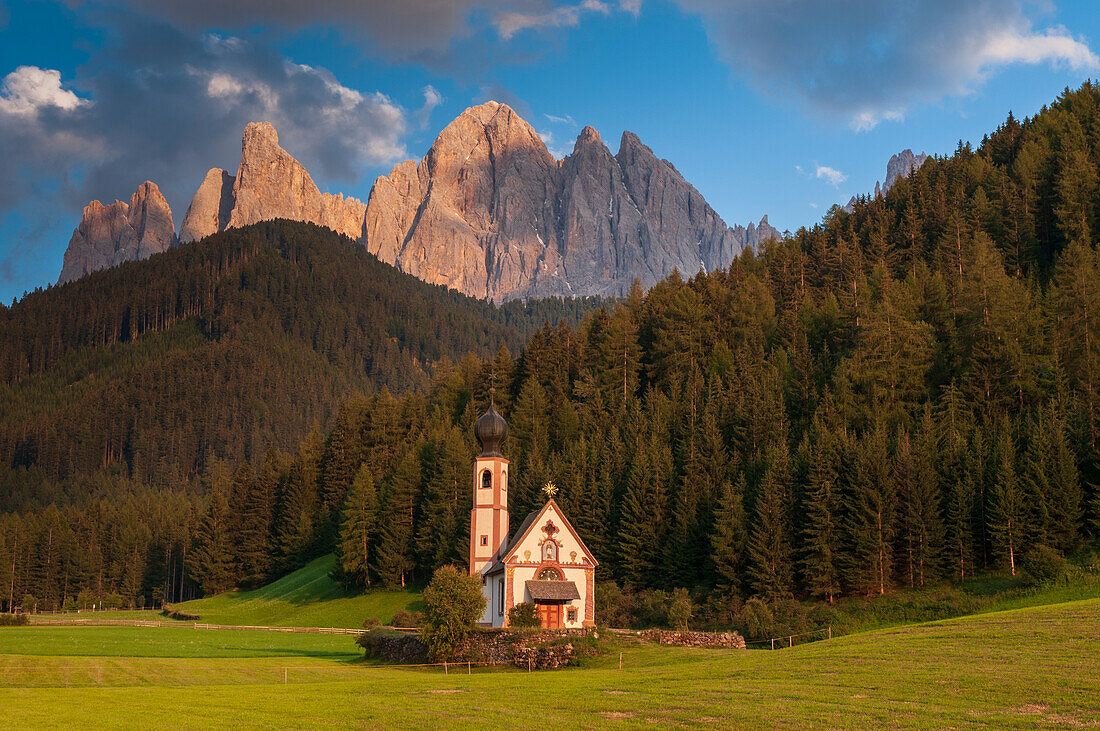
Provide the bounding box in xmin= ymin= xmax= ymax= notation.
xmin=505 ymin=499 xmax=599 ymax=568
xmin=525 ymin=580 xmax=581 ymax=602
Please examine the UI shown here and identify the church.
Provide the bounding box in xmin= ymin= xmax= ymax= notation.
xmin=469 ymin=396 xmax=597 ymax=629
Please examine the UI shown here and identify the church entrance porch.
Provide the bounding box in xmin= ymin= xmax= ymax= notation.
xmin=536 ymin=602 xmax=562 ymax=629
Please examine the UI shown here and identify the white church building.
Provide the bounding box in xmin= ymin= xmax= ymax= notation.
xmin=469 ymin=396 xmax=597 ymax=629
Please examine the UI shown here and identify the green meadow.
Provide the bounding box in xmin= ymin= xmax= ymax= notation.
xmin=1 ymin=598 xmax=1097 ymax=729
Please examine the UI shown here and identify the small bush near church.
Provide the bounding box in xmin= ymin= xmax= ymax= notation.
xmin=508 ymin=602 xmax=540 ymax=628
xmin=421 ymin=565 xmax=486 ymax=661
xmin=392 ymin=609 xmax=423 ymax=628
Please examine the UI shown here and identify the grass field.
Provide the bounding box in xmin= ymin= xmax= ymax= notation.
xmin=172 ymin=555 xmax=422 ymax=628
xmin=2 ymin=597 xmax=1097 ymax=728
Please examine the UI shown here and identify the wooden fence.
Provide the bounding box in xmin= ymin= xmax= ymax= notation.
xmin=744 ymin=626 xmax=833 ymax=649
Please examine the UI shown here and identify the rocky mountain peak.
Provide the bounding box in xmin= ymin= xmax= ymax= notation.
xmin=61 ymin=107 xmax=778 ymax=300
xmin=844 ymin=148 xmax=930 ymax=212
xmin=242 ymin=121 xmax=280 ymax=149
xmin=884 ymin=149 xmax=929 ymax=191
xmin=576 ymin=125 xmax=603 ymax=146
xmin=58 ymin=180 xmax=176 ymax=284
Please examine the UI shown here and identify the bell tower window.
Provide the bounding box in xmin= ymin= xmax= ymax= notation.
xmin=481 ymin=469 xmax=492 ymax=489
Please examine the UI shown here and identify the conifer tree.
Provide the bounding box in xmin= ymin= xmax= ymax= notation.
xmin=374 ymin=449 xmax=421 ymax=587
xmin=802 ymin=427 xmax=841 ymax=602
xmin=989 ymin=428 xmax=1024 ymax=575
xmin=842 ymin=425 xmax=896 ymax=596
xmin=234 ymin=451 xmax=281 ymax=586
xmin=337 ymin=463 xmax=377 ymax=587
xmin=615 ymin=449 xmax=660 ymax=586
xmin=747 ymin=443 xmax=794 ymax=598
xmin=188 ymin=485 xmax=239 ymax=596
xmin=710 ymin=476 xmax=747 ymax=596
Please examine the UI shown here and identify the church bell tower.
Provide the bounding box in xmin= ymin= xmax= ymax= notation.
xmin=470 ymin=392 xmax=510 ymax=577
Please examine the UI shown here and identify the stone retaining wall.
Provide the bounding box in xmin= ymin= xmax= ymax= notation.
xmin=359 ymin=628 xmax=594 ymax=668
xmin=641 ymin=629 xmax=746 ymax=649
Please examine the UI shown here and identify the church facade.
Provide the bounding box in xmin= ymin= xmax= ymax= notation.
xmin=469 ymin=399 xmax=597 ymax=629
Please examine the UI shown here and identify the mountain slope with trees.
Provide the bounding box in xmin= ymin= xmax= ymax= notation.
xmin=4 ymin=83 xmax=1100 ymax=620
xmin=0 ymin=220 xmax=602 ymax=512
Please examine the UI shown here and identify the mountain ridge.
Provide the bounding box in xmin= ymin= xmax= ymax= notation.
xmin=58 ymin=102 xmax=780 ymax=299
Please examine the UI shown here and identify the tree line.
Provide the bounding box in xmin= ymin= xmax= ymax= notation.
xmin=3 ymin=83 xmax=1100 ymax=615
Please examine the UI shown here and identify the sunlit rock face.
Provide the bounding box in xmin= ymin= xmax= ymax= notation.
xmin=59 ymin=181 xmax=176 ymax=284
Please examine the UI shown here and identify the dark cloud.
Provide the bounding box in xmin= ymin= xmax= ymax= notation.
xmin=673 ymin=0 xmax=1098 ymax=129
xmin=60 ymin=0 xmax=542 ymax=61
xmin=0 ymin=12 xmax=408 ymax=229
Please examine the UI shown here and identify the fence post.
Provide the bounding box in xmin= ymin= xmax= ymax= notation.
xmin=528 ymin=658 xmax=532 ymax=672
xmin=467 ymin=661 xmax=471 ymax=675
xmin=770 ymin=638 xmax=775 ymax=651
xmin=789 ymin=635 xmax=793 ymax=648
xmin=619 ymin=652 xmax=622 ymax=670
xmin=828 ymin=626 xmax=832 ymax=640
xmin=283 ymin=667 xmax=287 ymax=684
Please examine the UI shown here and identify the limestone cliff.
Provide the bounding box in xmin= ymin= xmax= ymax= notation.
xmin=58 ymin=181 xmax=176 ymax=284
xmin=60 ymin=107 xmax=779 ymax=299
xmin=364 ymin=103 xmax=781 ymax=300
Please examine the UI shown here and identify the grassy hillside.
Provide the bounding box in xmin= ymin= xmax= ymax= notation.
xmin=172 ymin=555 xmax=422 ymax=628
xmin=0 ymin=597 xmax=1097 ymax=727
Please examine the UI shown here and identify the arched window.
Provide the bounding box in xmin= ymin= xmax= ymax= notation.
xmin=537 ymin=567 xmax=562 ymax=581
xmin=481 ymin=469 xmax=492 ymax=489
xmin=542 ymin=541 xmax=558 ymax=563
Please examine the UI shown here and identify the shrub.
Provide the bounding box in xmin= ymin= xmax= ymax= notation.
xmin=594 ymin=581 xmax=629 ymax=628
xmin=101 ymin=593 xmax=125 ymax=610
xmin=1022 ymin=545 xmax=1066 ymax=584
xmin=0 ymin=613 xmax=29 ymax=626
xmin=355 ymin=627 xmax=403 ymax=657
xmin=740 ymin=597 xmax=775 ymax=640
xmin=20 ymin=594 xmax=35 ymax=613
xmin=634 ymin=589 xmax=672 ymax=627
xmin=508 ymin=602 xmax=540 ymax=628
xmin=391 ymin=609 xmax=423 ymax=628
xmin=667 ymin=588 xmax=694 ymax=630
xmin=362 ymin=616 xmax=381 ymax=629
xmin=420 ymin=565 xmax=486 ymax=661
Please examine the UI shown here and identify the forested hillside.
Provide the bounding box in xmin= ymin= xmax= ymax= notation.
xmin=4 ymin=84 xmax=1100 ymax=617
xmin=0 ymin=220 xmax=602 ymax=512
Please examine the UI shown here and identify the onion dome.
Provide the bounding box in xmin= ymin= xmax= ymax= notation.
xmin=475 ymin=397 xmax=508 ymax=458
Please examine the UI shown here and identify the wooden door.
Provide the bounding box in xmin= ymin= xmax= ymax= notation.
xmin=538 ymin=603 xmax=561 ymax=629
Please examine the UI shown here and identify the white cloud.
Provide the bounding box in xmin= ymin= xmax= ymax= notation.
xmin=0 ymin=66 xmax=88 ymax=117
xmin=619 ymin=0 xmax=643 ymax=15
xmin=980 ymin=26 xmax=1098 ymax=69
xmin=495 ymin=0 xmax=612 ymax=39
xmin=544 ymin=112 xmax=577 ymax=126
xmin=672 ymin=0 xmax=1100 ymax=132
xmin=816 ymin=166 xmax=847 ymax=187
xmin=538 ymin=130 xmax=571 ymax=160
xmin=414 ymin=85 xmax=444 ymax=128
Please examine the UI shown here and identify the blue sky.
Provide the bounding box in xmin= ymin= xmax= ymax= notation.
xmin=0 ymin=0 xmax=1098 ymax=303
